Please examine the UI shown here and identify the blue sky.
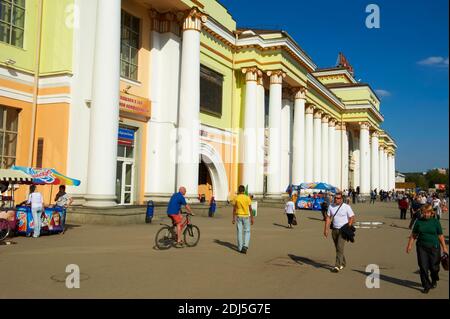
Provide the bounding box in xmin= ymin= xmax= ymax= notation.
xmin=219 ymin=0 xmax=449 ymax=173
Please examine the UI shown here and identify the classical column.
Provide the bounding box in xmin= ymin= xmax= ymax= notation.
xmin=392 ymin=153 xmax=396 ymax=191
xmin=328 ymin=119 xmax=337 ymax=186
xmin=292 ymin=87 xmax=306 ymax=185
xmin=379 ymin=146 xmax=385 ymax=191
xmin=304 ymin=104 xmax=314 ymax=182
xmin=359 ymin=122 xmax=371 ymax=195
xmin=242 ymin=67 xmax=261 ymax=194
xmin=176 ymin=8 xmax=206 ymax=200
xmin=281 ymin=91 xmax=292 ymax=192
xmin=387 ymin=152 xmax=392 ymax=191
xmin=383 ymin=148 xmax=388 ymax=190
xmin=313 ymin=110 xmax=323 ymax=182
xmin=255 ymin=74 xmax=265 ymax=196
xmin=321 ymin=114 xmax=329 ymax=183
xmin=84 ymin=0 xmax=121 ymax=207
xmin=370 ymin=131 xmax=380 ymax=192
xmin=266 ymin=70 xmax=286 ymax=198
xmin=341 ymin=123 xmax=349 ymax=190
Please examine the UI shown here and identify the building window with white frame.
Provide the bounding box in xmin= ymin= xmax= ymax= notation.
xmin=0 ymin=0 xmax=25 ymax=48
xmin=0 ymin=106 xmax=19 ymax=168
xmin=120 ymin=10 xmax=140 ymax=81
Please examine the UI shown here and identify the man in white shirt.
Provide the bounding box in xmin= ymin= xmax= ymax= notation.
xmin=26 ymin=185 xmax=44 ymax=238
xmin=432 ymin=194 xmax=442 ymax=220
xmin=284 ymin=199 xmax=296 ymax=228
xmin=324 ymin=192 xmax=355 ymax=273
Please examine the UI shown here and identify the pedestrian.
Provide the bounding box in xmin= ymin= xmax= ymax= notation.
xmin=406 ymin=204 xmax=448 ymax=294
xmin=324 ymin=192 xmax=356 ymax=273
xmin=320 ymin=195 xmax=330 ymax=221
xmin=409 ymin=195 xmax=423 ymax=229
xmin=352 ymin=189 xmax=356 ymax=204
xmin=208 ymin=196 xmax=216 ymax=217
xmin=431 ymin=194 xmax=442 ymax=220
xmin=284 ymin=197 xmax=296 ymax=228
xmin=27 ymin=185 xmax=44 ymax=238
xmin=398 ymin=196 xmax=409 ymax=220
xmin=232 ymin=185 xmax=254 ymax=254
xmin=370 ymin=190 xmax=376 ymax=204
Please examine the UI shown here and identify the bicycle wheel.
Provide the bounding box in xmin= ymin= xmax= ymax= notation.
xmin=155 ymin=226 xmax=175 ymax=250
xmin=183 ymin=225 xmax=200 ymax=247
xmin=0 ymin=218 xmax=10 ymax=242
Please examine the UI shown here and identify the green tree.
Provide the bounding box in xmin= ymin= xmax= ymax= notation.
xmin=425 ymin=169 xmax=448 ymax=188
xmin=405 ymin=173 xmax=427 ymax=189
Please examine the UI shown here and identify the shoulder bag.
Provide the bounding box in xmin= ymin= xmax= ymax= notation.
xmin=329 ymin=203 xmax=343 ymax=230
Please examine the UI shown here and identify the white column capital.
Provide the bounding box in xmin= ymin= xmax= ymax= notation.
xmin=328 ymin=119 xmax=336 ymax=127
xmin=359 ymin=121 xmax=371 ymax=130
xmin=267 ymin=70 xmax=286 ymax=84
xmin=305 ymin=104 xmax=315 ymax=114
xmin=379 ymin=145 xmax=385 ymax=151
xmin=321 ymin=114 xmax=329 ymax=123
xmin=242 ymin=67 xmax=262 ymax=82
xmin=257 ymin=74 xmax=264 ymax=86
xmin=294 ymin=87 xmax=307 ymax=100
xmin=182 ymin=7 xmax=207 ymax=31
xmin=314 ymin=109 xmax=323 ymax=119
xmin=372 ymin=130 xmax=380 ymax=138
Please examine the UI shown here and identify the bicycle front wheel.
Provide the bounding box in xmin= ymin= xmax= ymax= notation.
xmin=155 ymin=226 xmax=175 ymax=250
xmin=183 ymin=225 xmax=200 ymax=247
xmin=0 ymin=218 xmax=10 ymax=242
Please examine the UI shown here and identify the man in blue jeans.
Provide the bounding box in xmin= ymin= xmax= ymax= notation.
xmin=232 ymin=185 xmax=254 ymax=254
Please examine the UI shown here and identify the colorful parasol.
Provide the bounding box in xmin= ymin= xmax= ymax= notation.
xmin=11 ymin=166 xmax=81 ymax=186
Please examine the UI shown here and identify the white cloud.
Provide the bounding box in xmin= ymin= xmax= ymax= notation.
xmin=375 ymin=89 xmax=391 ymax=98
xmin=417 ymin=56 xmax=449 ymax=68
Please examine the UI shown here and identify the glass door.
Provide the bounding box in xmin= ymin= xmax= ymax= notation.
xmin=116 ymin=126 xmax=136 ymax=205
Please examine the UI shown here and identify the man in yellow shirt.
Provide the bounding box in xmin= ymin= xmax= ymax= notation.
xmin=232 ymin=185 xmax=254 ymax=254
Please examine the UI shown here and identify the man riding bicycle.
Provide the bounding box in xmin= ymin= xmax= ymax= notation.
xmin=167 ymin=186 xmax=192 ymax=247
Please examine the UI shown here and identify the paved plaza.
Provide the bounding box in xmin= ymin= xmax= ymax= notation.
xmin=0 ymin=202 xmax=448 ymax=299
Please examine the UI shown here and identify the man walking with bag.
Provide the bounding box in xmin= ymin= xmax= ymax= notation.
xmin=324 ymin=192 xmax=355 ymax=273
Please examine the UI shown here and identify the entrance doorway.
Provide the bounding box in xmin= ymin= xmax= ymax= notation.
xmin=198 ymin=161 xmax=213 ymax=202
xmin=116 ymin=127 xmax=136 ymax=205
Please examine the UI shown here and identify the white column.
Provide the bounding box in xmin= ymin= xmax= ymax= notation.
xmin=359 ymin=122 xmax=371 ymax=195
xmin=266 ymin=70 xmax=286 ymax=198
xmin=387 ymin=153 xmax=392 ymax=191
xmin=370 ymin=131 xmax=380 ymax=192
xmin=146 ymin=12 xmax=181 ymax=201
xmin=292 ymin=88 xmax=306 ymax=185
xmin=255 ymin=75 xmax=265 ymax=196
xmin=392 ymin=154 xmax=396 ymax=191
xmin=321 ymin=114 xmax=329 ymax=183
xmin=383 ymin=149 xmax=388 ymax=190
xmin=304 ymin=104 xmax=314 ymax=182
xmin=329 ymin=119 xmax=337 ymax=186
xmin=379 ymin=146 xmax=385 ymax=191
xmin=84 ymin=0 xmax=121 ymax=207
xmin=341 ymin=123 xmax=349 ymax=190
xmin=281 ymin=94 xmax=292 ymax=192
xmin=176 ymin=9 xmax=206 ymax=200
xmin=241 ymin=67 xmax=261 ymax=194
xmin=313 ymin=110 xmax=322 ymax=182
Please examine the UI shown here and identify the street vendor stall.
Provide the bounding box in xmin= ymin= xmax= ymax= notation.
xmin=9 ymin=166 xmax=80 ymax=237
xmin=295 ymin=182 xmax=338 ymax=211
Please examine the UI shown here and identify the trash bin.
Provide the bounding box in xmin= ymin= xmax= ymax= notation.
xmin=145 ymin=200 xmax=154 ymax=223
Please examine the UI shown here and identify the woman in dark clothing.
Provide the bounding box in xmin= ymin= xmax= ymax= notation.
xmin=406 ymin=204 xmax=448 ymax=294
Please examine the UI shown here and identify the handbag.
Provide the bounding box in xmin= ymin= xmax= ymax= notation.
xmin=441 ymin=253 xmax=449 ymax=271
xmin=292 ymin=215 xmax=297 ymax=226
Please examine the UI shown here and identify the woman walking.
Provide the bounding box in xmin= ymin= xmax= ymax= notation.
xmin=284 ymin=198 xmax=296 ymax=228
xmin=27 ymin=185 xmax=44 ymax=238
xmin=406 ymin=204 xmax=448 ymax=294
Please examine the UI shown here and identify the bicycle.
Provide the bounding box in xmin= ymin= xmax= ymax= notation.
xmin=154 ymin=212 xmax=200 ymax=250
xmin=0 ymin=218 xmax=10 ymax=242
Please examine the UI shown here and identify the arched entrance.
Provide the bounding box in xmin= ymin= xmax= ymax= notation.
xmin=198 ymin=142 xmax=229 ymax=201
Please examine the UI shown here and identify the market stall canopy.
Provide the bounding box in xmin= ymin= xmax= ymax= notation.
xmin=11 ymin=166 xmax=81 ymax=186
xmin=298 ymin=182 xmax=339 ymax=193
xmin=0 ymin=169 xmax=33 ymax=184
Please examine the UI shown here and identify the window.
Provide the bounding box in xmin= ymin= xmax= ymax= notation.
xmin=0 ymin=0 xmax=25 ymax=47
xmin=200 ymin=65 xmax=223 ymax=117
xmin=0 ymin=106 xmax=19 ymax=168
xmin=120 ymin=10 xmax=140 ymax=80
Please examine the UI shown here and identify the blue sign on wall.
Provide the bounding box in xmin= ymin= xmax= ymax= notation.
xmin=118 ymin=128 xmax=135 ymax=141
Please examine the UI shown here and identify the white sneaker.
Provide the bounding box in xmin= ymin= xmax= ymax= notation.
xmin=331 ymin=266 xmax=340 ymax=273
xmin=339 ymin=265 xmax=345 ymax=270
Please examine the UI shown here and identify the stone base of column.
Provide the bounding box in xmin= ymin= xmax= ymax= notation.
xmin=265 ymin=192 xmax=282 ymax=200
xmin=252 ymin=193 xmax=264 ymax=200
xmin=83 ymin=194 xmax=117 ymax=208
xmin=70 ymin=194 xmax=86 ymax=206
xmin=144 ymin=192 xmax=175 ymax=203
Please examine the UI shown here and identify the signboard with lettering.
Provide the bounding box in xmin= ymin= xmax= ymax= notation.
xmin=118 ymin=128 xmax=135 ymax=146
xmin=119 ymin=92 xmax=151 ymax=121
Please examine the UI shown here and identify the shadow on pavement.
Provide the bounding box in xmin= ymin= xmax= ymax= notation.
xmin=273 ymin=223 xmax=290 ymax=229
xmin=288 ymin=254 xmax=332 ymax=270
xmin=352 ymin=269 xmax=422 ymax=291
xmin=389 ymin=224 xmax=411 ymax=230
xmin=214 ymin=239 xmax=238 ymax=252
